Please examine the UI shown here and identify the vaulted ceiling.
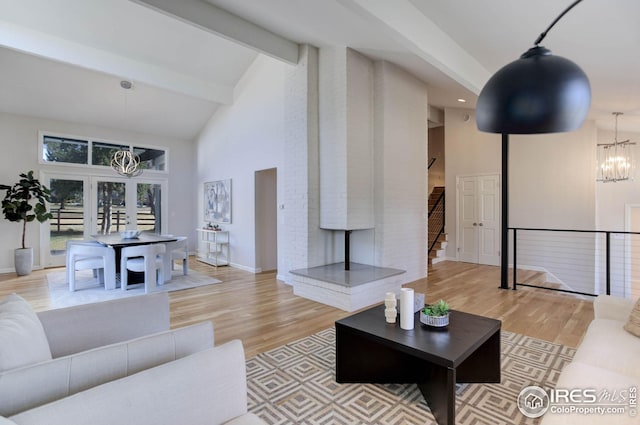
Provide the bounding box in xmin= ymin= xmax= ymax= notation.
xmin=1 ymin=0 xmax=638 ymax=140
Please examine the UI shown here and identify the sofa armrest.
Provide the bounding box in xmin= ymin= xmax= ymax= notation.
xmin=0 ymin=321 xmax=213 ymax=417
xmin=593 ymin=295 xmax=636 ymax=322
xmin=37 ymin=293 xmax=170 ymax=358
xmin=9 ymin=340 xmax=255 ymax=425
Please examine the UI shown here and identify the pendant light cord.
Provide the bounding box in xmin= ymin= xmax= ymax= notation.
xmin=534 ymin=0 xmax=584 ymax=46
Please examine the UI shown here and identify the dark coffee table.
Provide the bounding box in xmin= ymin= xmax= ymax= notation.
xmin=335 ymin=305 xmax=501 ymax=425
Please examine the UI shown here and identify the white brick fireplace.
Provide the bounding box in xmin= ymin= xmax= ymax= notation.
xmin=283 ymin=45 xmax=428 ymax=311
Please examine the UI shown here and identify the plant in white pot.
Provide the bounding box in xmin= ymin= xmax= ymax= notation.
xmin=420 ymin=299 xmax=450 ymax=328
xmin=0 ymin=171 xmax=53 ymax=276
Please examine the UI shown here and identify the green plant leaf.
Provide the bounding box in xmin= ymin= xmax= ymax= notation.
xmin=0 ymin=171 xmax=52 ymax=246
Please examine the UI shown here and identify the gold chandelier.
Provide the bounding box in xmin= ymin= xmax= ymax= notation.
xmin=111 ymin=150 xmax=142 ymax=178
xmin=597 ymin=112 xmax=635 ymax=183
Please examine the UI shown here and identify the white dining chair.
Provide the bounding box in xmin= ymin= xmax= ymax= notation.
xmin=66 ymin=240 xmax=116 ymax=291
xmin=120 ymin=244 xmax=166 ymax=293
xmin=163 ymin=236 xmax=188 ymax=282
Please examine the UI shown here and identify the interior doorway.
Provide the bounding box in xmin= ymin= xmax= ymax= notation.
xmin=457 ymin=174 xmax=501 ymax=266
xmin=255 ymin=168 xmax=277 ymax=273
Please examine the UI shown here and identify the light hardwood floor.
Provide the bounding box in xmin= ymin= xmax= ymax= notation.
xmin=0 ymin=259 xmax=594 ymax=357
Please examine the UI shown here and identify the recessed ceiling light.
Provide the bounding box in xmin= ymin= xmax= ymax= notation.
xmin=457 ymin=98 xmax=466 ymax=103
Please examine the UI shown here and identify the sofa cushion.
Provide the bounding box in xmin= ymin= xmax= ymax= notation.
xmin=623 ymin=297 xmax=640 ymax=337
xmin=572 ymin=318 xmax=640 ymax=379
xmin=10 ymin=341 xmax=251 ymax=425
xmin=37 ymin=292 xmax=170 ymax=358
xmin=0 ymin=294 xmax=51 ymax=372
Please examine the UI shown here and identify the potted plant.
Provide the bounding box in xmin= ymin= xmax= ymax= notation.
xmin=0 ymin=171 xmax=53 ymax=275
xmin=420 ymin=299 xmax=450 ymax=328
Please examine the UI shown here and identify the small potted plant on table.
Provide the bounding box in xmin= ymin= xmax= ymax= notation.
xmin=420 ymin=299 xmax=450 ymax=328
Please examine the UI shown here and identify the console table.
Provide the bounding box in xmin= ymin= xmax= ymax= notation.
xmin=196 ymin=229 xmax=229 ymax=267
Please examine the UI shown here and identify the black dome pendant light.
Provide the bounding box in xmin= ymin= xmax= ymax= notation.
xmin=476 ymin=0 xmax=591 ymax=134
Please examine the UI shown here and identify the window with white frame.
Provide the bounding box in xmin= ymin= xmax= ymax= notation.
xmin=40 ymin=133 xmax=168 ymax=172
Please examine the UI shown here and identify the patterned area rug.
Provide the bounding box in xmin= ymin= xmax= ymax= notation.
xmin=47 ymin=268 xmax=221 ymax=308
xmin=246 ymin=328 xmax=575 ymax=424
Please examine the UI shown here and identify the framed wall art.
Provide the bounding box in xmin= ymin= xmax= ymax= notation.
xmin=204 ymin=179 xmax=231 ymax=224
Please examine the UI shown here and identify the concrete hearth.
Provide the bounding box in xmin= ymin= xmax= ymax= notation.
xmin=290 ymin=262 xmax=405 ymax=312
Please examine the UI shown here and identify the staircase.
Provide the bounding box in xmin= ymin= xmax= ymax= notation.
xmin=428 ymin=186 xmax=447 ymax=265
xmin=428 ymin=233 xmax=448 ymax=265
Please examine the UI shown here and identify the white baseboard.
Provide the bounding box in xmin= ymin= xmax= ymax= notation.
xmin=0 ymin=265 xmax=44 ymax=274
xmin=230 ymin=262 xmax=261 ymax=273
xmin=277 ymin=274 xmax=293 ymax=285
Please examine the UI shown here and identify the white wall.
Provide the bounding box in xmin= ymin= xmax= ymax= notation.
xmin=596 ymin=128 xmax=640 ymax=231
xmin=444 ymin=108 xmax=501 ymax=259
xmin=319 ymin=47 xmax=374 ymax=231
xmin=445 ymin=107 xmax=601 ymax=292
xmin=428 ymin=125 xmax=445 ymax=193
xmin=445 ymin=108 xmax=597 ymax=250
xmin=196 ymin=55 xmax=289 ymax=272
xmin=510 ymin=122 xmax=597 ymax=230
xmin=0 ymin=111 xmax=195 ymax=272
xmin=594 ymin=128 xmax=640 ymax=298
xmin=372 ymin=61 xmax=428 ymax=282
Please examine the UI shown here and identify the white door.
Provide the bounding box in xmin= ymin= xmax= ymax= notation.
xmin=41 ymin=173 xmax=90 ymax=267
xmin=459 ymin=177 xmax=478 ymax=263
xmin=457 ymin=174 xmax=501 ymax=266
xmin=91 ymin=177 xmax=167 ymax=235
xmin=41 ymin=174 xmax=168 ymax=267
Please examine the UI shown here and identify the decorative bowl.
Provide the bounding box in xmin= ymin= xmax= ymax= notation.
xmin=120 ymin=230 xmax=140 ymax=239
xmin=420 ymin=311 xmax=449 ymax=328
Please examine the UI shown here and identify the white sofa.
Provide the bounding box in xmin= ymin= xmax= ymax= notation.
xmin=0 ymin=293 xmax=266 ymax=425
xmin=4 ymin=341 xmax=265 ymax=425
xmin=541 ymin=295 xmax=639 ymax=425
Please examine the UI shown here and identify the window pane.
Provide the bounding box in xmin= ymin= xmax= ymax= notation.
xmin=92 ymin=142 xmax=128 ymax=166
xmin=48 ymin=179 xmax=85 ymax=255
xmin=137 ymin=183 xmax=161 ymax=233
xmin=96 ymin=181 xmax=126 ymax=234
xmin=134 ymin=146 xmax=166 ymax=171
xmin=43 ymin=136 xmax=88 ymax=164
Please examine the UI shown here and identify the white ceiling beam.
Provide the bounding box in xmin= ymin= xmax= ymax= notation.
xmin=130 ymin=0 xmax=299 ymax=65
xmin=339 ymin=0 xmax=490 ymax=95
xmin=0 ymin=19 xmax=234 ymax=105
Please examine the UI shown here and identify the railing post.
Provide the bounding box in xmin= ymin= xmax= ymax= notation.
xmin=606 ymin=231 xmax=611 ymax=295
xmin=500 ymin=133 xmax=510 ymax=289
xmin=57 ymin=209 xmax=61 ymax=232
xmin=513 ymin=228 xmax=517 ymax=290
xmin=442 ymin=192 xmax=445 ymax=229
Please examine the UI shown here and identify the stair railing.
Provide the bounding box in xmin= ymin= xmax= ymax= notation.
xmin=510 ymin=227 xmax=640 ymax=298
xmin=428 ymin=189 xmax=445 ymax=254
